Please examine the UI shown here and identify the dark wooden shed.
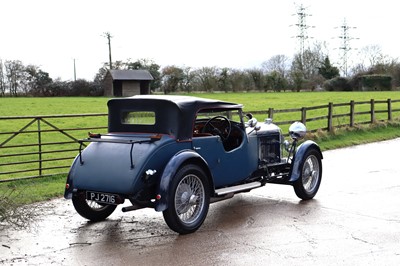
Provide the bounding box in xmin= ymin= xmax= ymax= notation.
xmin=103 ymin=69 xmax=153 ymax=97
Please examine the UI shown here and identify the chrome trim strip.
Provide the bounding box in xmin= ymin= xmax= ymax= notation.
xmin=215 ymin=181 xmax=262 ymax=196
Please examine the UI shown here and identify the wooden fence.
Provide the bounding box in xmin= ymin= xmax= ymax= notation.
xmin=252 ymin=98 xmax=400 ymax=133
xmin=1 ymin=99 xmax=399 ymax=183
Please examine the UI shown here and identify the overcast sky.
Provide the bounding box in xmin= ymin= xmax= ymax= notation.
xmin=1 ymin=0 xmax=398 ymax=81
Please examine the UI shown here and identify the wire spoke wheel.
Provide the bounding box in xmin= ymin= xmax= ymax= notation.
xmin=163 ymin=164 xmax=210 ymax=234
xmin=302 ymin=155 xmax=320 ymax=193
xmin=174 ymin=174 xmax=205 ymax=224
xmin=293 ymin=148 xmax=322 ymax=200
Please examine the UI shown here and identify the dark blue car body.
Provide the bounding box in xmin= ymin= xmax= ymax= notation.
xmin=65 ymin=95 xmax=323 ymax=234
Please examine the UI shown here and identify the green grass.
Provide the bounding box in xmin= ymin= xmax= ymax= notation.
xmin=0 ymin=97 xmax=110 ymax=116
xmin=187 ymin=91 xmax=400 ymax=110
xmin=1 ymin=91 xmax=399 ymax=116
xmin=0 ymin=174 xmax=66 ymax=205
xmin=1 ymin=91 xmax=400 ymax=205
xmin=310 ymin=120 xmax=400 ymax=150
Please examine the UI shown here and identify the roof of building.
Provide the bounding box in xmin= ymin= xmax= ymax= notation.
xmin=109 ymin=69 xmax=154 ymax=81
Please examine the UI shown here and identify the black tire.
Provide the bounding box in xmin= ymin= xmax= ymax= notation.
xmin=293 ymin=148 xmax=322 ymax=200
xmin=162 ymin=164 xmax=210 ymax=234
xmin=72 ymin=194 xmax=117 ymax=222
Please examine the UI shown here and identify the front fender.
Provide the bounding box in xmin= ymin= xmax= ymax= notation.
xmin=289 ymin=140 xmax=323 ymax=182
xmin=155 ymin=149 xmax=210 ymax=212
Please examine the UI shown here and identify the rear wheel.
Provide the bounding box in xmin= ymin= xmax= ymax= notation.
xmin=163 ymin=164 xmax=210 ymax=234
xmin=293 ymin=148 xmax=322 ymax=200
xmin=72 ymin=194 xmax=117 ymax=222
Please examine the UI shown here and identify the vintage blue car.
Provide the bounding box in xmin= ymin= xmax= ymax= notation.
xmin=64 ymin=95 xmax=323 ymax=234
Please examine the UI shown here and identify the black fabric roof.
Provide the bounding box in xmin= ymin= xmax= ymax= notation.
xmin=127 ymin=95 xmax=242 ymax=111
xmin=109 ymin=70 xmax=154 ymax=81
xmin=107 ymin=95 xmax=242 ymax=140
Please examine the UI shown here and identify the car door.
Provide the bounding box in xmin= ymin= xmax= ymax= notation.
xmin=192 ymin=133 xmax=258 ymax=188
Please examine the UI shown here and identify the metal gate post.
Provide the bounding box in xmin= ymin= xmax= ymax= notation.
xmin=37 ymin=118 xmax=42 ymax=176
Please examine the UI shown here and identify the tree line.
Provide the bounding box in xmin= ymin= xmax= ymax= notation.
xmin=0 ymin=59 xmax=103 ymax=97
xmin=1 ymin=43 xmax=399 ymax=97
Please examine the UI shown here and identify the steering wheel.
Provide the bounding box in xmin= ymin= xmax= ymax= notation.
xmin=202 ymin=115 xmax=232 ymax=141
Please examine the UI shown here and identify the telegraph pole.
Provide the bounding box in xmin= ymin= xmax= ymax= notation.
xmin=73 ymin=58 xmax=76 ymax=81
xmin=103 ymin=32 xmax=113 ymax=69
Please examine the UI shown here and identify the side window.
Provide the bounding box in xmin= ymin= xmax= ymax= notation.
xmin=121 ymin=111 xmax=156 ymax=125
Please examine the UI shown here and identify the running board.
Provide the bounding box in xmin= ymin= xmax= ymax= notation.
xmin=210 ymin=193 xmax=234 ymax=203
xmin=215 ymin=181 xmax=262 ymax=196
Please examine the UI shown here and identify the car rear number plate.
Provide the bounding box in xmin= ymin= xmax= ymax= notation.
xmin=86 ymin=191 xmax=117 ymax=205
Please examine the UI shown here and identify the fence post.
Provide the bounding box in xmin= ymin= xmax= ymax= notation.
xmin=350 ymin=100 xmax=355 ymax=127
xmin=301 ymin=107 xmax=306 ymax=124
xmin=268 ymin=108 xmax=274 ymax=120
xmin=388 ymin=98 xmax=392 ymax=121
xmin=370 ymin=99 xmax=375 ymax=124
xmin=328 ymin=102 xmax=333 ymax=132
xmin=37 ymin=118 xmax=42 ymax=176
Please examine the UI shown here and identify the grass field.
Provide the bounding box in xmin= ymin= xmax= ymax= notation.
xmin=2 ymin=91 xmax=399 ymax=135
xmin=1 ymin=91 xmax=400 ymax=206
xmin=1 ymin=91 xmax=400 ymax=116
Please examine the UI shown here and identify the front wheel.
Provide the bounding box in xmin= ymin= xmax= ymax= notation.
xmin=163 ymin=164 xmax=210 ymax=234
xmin=72 ymin=194 xmax=117 ymax=222
xmin=293 ymin=148 xmax=322 ymax=200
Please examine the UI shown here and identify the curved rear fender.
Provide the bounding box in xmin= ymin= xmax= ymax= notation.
xmin=64 ymin=155 xmax=80 ymax=199
xmin=155 ymin=150 xmax=212 ymax=212
xmin=289 ymin=140 xmax=323 ymax=182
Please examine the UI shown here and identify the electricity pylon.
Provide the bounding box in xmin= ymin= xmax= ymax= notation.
xmin=292 ymin=3 xmax=314 ymax=61
xmin=337 ymin=18 xmax=358 ymax=77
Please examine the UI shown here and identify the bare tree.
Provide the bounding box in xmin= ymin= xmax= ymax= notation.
xmin=289 ymin=41 xmax=327 ymax=90
xmin=262 ymin=54 xmax=290 ymax=78
xmin=181 ymin=66 xmax=196 ymax=93
xmin=289 ymin=69 xmax=305 ymax=92
xmin=266 ymin=71 xmax=288 ymax=92
xmin=246 ymin=68 xmax=265 ymax=91
xmin=4 ymin=60 xmax=24 ymax=96
xmin=0 ymin=59 xmax=5 ymax=96
xmin=229 ymin=70 xmax=248 ymax=92
xmin=192 ymin=67 xmax=219 ymax=92
xmin=352 ymin=44 xmax=393 ymax=76
xmin=358 ymin=45 xmax=387 ymax=67
xmin=218 ymin=68 xmax=232 ymax=92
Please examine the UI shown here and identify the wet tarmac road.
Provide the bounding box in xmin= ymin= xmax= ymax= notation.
xmin=1 ymin=138 xmax=400 ymax=265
